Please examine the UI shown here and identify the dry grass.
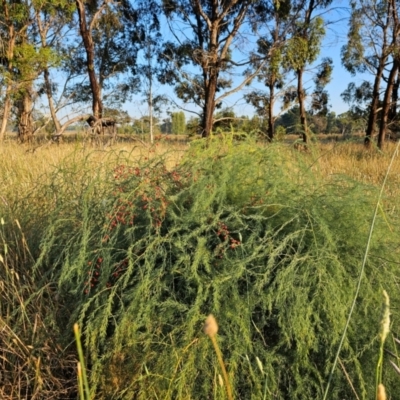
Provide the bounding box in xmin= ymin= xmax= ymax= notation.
xmin=316 ymin=142 xmax=400 ymax=177
xmin=2 ymin=139 xmax=399 ymax=200
xmin=310 ymin=142 xmax=400 ymax=199
xmin=1 ymin=139 xmax=399 ymax=176
xmin=0 ymin=140 xmax=187 ymax=197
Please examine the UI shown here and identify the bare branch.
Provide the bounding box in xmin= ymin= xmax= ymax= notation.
xmin=53 ymin=114 xmax=91 ymax=137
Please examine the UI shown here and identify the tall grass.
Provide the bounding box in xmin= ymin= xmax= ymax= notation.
xmin=0 ymin=217 xmax=77 ymax=399
xmin=1 ymin=138 xmax=400 ymax=398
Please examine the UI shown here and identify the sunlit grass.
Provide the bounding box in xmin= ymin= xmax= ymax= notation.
xmin=0 ymin=140 xmax=187 ymax=201
xmin=313 ymin=141 xmax=400 ymax=188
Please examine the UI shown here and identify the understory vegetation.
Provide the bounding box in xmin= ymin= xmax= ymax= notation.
xmin=1 ymin=139 xmax=400 ymax=399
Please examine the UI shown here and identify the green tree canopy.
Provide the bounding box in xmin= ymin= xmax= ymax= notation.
xmin=171 ymin=111 xmax=186 ymax=134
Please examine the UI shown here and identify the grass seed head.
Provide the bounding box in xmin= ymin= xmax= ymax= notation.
xmin=204 ymin=314 xmax=218 ymax=338
xmin=380 ymin=290 xmax=390 ymax=343
xmin=377 ymin=383 xmax=387 ymax=400
xmin=256 ymin=356 xmax=264 ymax=374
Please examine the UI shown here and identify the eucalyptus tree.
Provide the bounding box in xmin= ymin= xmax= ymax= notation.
xmin=342 ymin=0 xmax=400 ymax=147
xmin=340 ymin=80 xmax=371 ymax=132
xmin=0 ymin=0 xmax=68 ymax=142
xmin=134 ymin=0 xmax=165 ymax=143
xmin=336 ymin=109 xmax=367 ymax=135
xmin=379 ymin=58 xmax=400 ymax=143
xmin=377 ymin=0 xmax=399 ymax=148
xmin=244 ymin=0 xmax=292 ymax=140
xmin=0 ymin=0 xmax=34 ymax=141
xmin=284 ymin=0 xmax=333 ymax=143
xmin=73 ymin=0 xmax=145 ymax=120
xmin=275 ymin=104 xmax=301 ymax=134
xmin=171 ymin=111 xmax=186 ymax=134
xmin=160 ymin=0 xmax=264 ymax=137
xmin=34 ymin=0 xmax=75 ymax=133
xmin=309 ymin=56 xmax=333 ymax=115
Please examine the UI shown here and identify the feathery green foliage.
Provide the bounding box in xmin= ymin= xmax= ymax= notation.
xmin=2 ymin=138 xmax=400 ymax=398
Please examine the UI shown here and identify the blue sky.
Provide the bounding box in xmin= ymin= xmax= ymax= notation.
xmin=36 ymin=0 xmax=366 ymax=126
xmin=122 ymin=0 xmax=363 ymax=121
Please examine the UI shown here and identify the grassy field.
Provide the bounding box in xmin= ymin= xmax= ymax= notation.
xmin=1 ymin=136 xmax=400 ymax=399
